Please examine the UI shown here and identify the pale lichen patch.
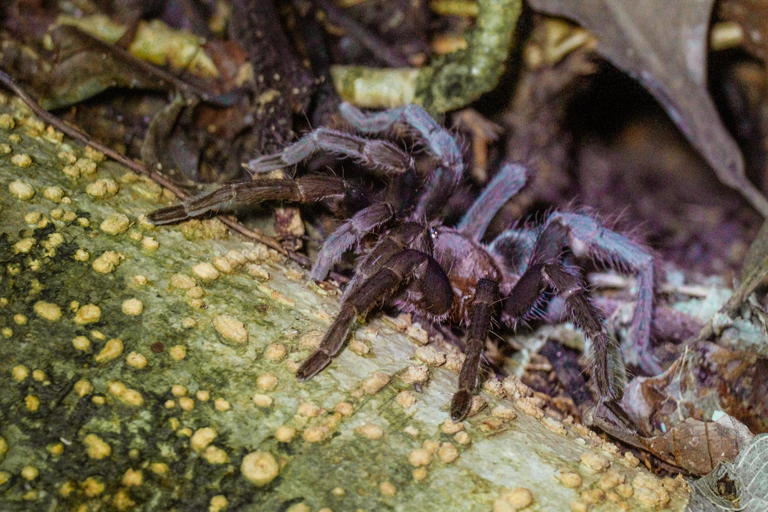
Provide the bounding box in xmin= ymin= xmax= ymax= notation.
xmin=82 ymin=476 xmax=105 ymax=497
xmin=213 ymin=315 xmax=248 ymax=344
xmin=253 ymin=394 xmax=273 ymax=408
xmin=122 ymin=298 xmax=144 ymax=316
xmin=33 ymin=301 xmax=62 ymax=321
xmin=334 ymin=401 xmax=354 ymax=416
xmin=415 ymin=345 xmax=446 ymax=366
xmin=100 ymin=213 xmax=131 ymax=235
xmin=400 ymin=365 xmax=429 ymax=385
xmin=11 ymin=154 xmax=32 ymax=167
xmin=43 ymin=186 xmax=65 ymax=202
xmin=170 ymin=274 xmax=196 ymax=289
xmin=13 ymin=237 xmax=36 ymax=254
xmin=405 ymin=322 xmax=429 ymax=345
xmin=559 ymin=471 xmax=582 ymax=488
xmin=581 ymin=452 xmax=611 ymax=473
xmin=122 ymin=469 xmax=143 ymax=487
xmin=454 ymin=431 xmax=471 ymax=445
xmin=191 ymin=427 xmax=217 ymax=452
xmin=355 ymin=424 xmax=384 ymax=440
xmin=126 ymin=352 xmax=147 ymax=369
xmin=170 ymin=345 xmax=187 ymax=360
xmin=85 ymin=179 xmax=118 ymax=198
xmin=92 ymin=250 xmax=124 ymax=274
xmin=73 ymin=248 xmax=90 ymax=261
xmin=74 ymin=379 xmax=93 ymax=397
xmin=257 ymin=373 xmax=278 ymax=391
xmin=74 ymin=304 xmax=101 ymax=325
xmin=297 ymin=402 xmax=323 ymax=417
xmin=632 ymin=473 xmax=670 ymax=508
xmin=94 ymin=338 xmax=124 ymax=363
xmin=141 ymin=236 xmax=160 ymax=251
xmin=408 ymin=448 xmax=433 ymax=467
xmin=203 ymin=446 xmax=229 ymax=464
xmin=303 ymin=426 xmax=330 ymax=443
xmin=494 ymin=488 xmax=533 ymax=511
xmin=275 ymin=425 xmax=297 ymax=442
xmin=192 ymin=262 xmax=220 ymax=281
xmin=83 ymin=434 xmax=111 ymax=459
xmin=241 ymin=451 xmax=279 ymax=486
xmin=265 ymin=343 xmax=287 ymax=362
xmin=395 ymin=390 xmax=416 ymax=408
xmin=361 ymin=372 xmax=391 ymax=394
xmin=214 ymin=398 xmax=230 ymax=411
xmin=24 ymin=211 xmax=42 ymax=224
xmin=438 ymin=443 xmax=459 ymax=463
xmin=441 ymin=419 xmax=465 ymax=434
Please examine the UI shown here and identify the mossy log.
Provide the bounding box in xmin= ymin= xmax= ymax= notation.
xmin=0 ymin=97 xmax=689 ymax=511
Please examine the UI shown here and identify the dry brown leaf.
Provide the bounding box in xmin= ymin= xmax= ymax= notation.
xmin=527 ymin=0 xmax=768 ymax=216
xmin=645 ymin=416 xmax=754 ymax=475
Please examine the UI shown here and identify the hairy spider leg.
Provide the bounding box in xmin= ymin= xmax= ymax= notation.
xmin=451 ymin=278 xmax=499 ymax=421
xmin=541 ymin=263 xmax=636 ymax=430
xmin=457 ymin=162 xmax=528 ymax=241
xmin=310 ymin=202 xmax=396 ymax=281
xmin=244 ymin=127 xmax=414 ymax=177
xmin=339 ymin=103 xmax=464 ymax=220
xmin=296 ymin=249 xmax=452 ymax=381
xmin=148 ymin=175 xmax=348 ymax=225
xmin=547 ymin=212 xmax=659 ymax=374
xmin=499 ymin=221 xmax=636 ymax=429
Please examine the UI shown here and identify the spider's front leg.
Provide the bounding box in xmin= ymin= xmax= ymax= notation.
xmin=339 ymin=103 xmax=464 ymax=220
xmin=148 ymin=175 xmax=349 ymax=225
xmin=451 ymin=278 xmax=499 ymax=421
xmin=297 ymin=248 xmax=453 ymax=381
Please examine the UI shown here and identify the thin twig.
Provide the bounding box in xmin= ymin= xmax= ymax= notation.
xmin=0 ymin=69 xmax=300 ymax=261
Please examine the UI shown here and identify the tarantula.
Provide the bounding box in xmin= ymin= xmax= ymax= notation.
xmin=149 ymin=103 xmax=656 ymax=425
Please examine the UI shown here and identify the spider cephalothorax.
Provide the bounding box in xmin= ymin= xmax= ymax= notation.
xmin=149 ymin=103 xmax=656 ymax=426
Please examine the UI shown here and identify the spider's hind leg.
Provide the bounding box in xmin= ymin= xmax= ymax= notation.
xmin=547 ymin=212 xmax=658 ymax=374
